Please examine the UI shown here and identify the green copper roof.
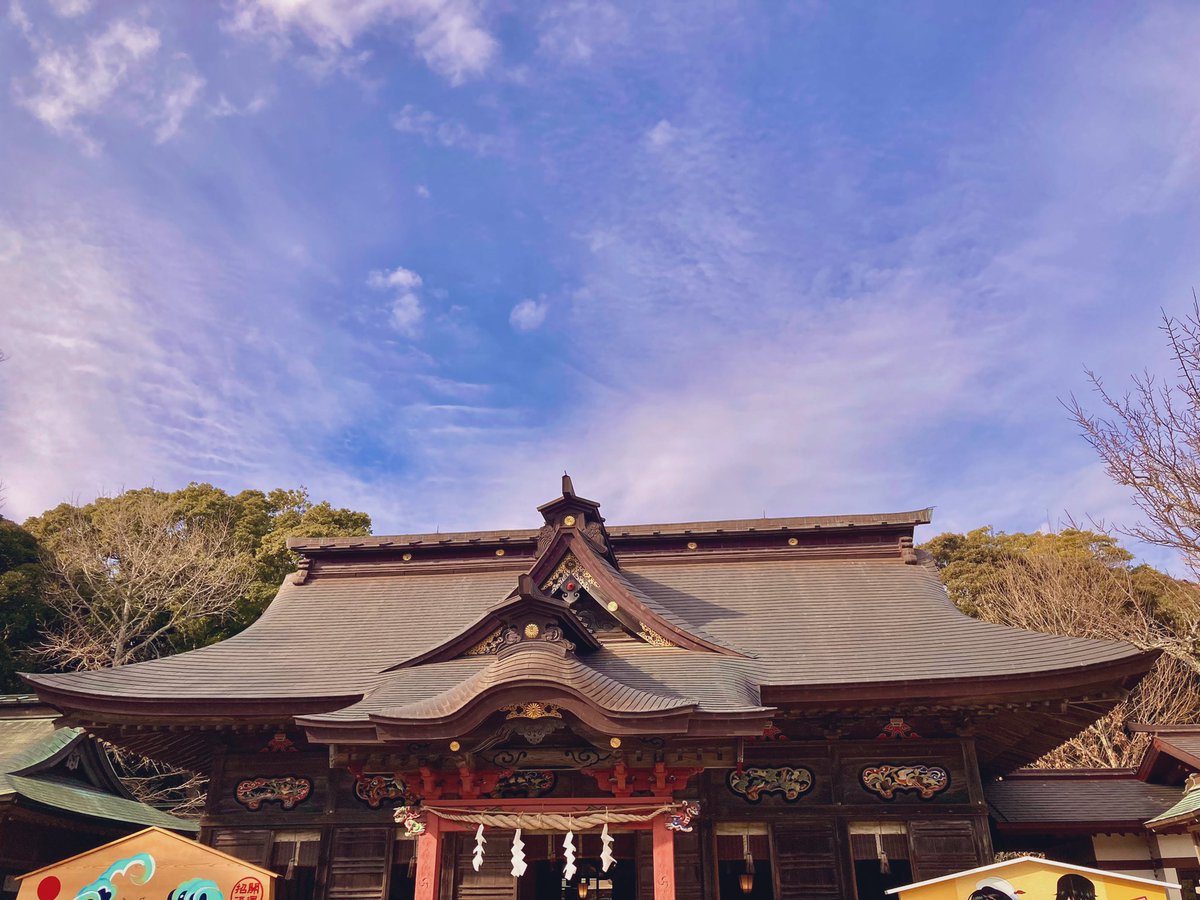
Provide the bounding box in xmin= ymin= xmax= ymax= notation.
xmin=1145 ymin=783 xmax=1200 ymax=828
xmin=0 ymin=712 xmax=197 ymax=832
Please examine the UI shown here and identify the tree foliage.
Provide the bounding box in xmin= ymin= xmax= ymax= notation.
xmin=6 ymin=483 xmax=371 ymax=815
xmin=0 ymin=518 xmax=47 ymax=691
xmin=23 ymin=483 xmax=372 ymax=655
xmin=924 ymin=526 xmax=1200 ymax=767
xmin=29 ymin=491 xmax=256 ymax=670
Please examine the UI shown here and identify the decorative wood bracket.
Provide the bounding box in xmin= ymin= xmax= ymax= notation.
xmin=581 ymin=761 xmax=704 ymax=798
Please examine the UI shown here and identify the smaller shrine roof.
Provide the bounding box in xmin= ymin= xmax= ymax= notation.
xmin=0 ymin=700 xmax=197 ymax=832
xmin=1146 ymin=782 xmax=1200 ymax=828
xmin=987 ymin=771 xmax=1180 ymax=830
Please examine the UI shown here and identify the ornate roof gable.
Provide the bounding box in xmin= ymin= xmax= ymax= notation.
xmin=389 ymin=574 xmax=600 ymax=670
xmin=529 ymin=525 xmax=750 ymax=656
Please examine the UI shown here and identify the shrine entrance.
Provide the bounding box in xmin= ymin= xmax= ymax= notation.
xmin=443 ymin=828 xmax=640 ymax=900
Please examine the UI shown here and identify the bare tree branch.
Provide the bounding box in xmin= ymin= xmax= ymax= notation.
xmin=1069 ymin=300 xmax=1200 ymax=577
xmin=37 ymin=492 xmax=254 ymax=815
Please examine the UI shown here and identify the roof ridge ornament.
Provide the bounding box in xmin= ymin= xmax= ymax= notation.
xmin=536 ymin=475 xmax=617 ymax=565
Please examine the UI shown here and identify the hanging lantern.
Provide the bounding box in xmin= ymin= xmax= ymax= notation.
xmin=740 ymin=831 xmax=755 ymax=895
xmin=578 ymin=880 xmax=589 ymax=900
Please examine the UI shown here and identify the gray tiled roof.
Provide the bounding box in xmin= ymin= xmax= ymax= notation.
xmin=28 ymin=555 xmax=1144 ymax=715
xmin=987 ymin=775 xmax=1181 ymax=825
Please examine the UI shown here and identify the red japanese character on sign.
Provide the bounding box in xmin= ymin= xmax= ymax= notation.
xmin=232 ymin=877 xmax=264 ymax=900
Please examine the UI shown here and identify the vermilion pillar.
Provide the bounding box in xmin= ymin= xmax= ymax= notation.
xmin=415 ymin=813 xmax=443 ymax=900
xmin=652 ymin=813 xmax=676 ymax=900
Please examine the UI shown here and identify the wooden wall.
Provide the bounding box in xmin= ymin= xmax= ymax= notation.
xmin=200 ymin=737 xmax=992 ymax=900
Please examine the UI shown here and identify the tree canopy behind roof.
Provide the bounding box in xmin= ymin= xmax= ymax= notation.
xmin=0 ymin=483 xmax=371 ymax=690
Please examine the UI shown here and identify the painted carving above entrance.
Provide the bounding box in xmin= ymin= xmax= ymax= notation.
xmin=726 ymin=766 xmax=814 ymax=802
xmin=353 ymin=773 xmax=416 ymax=808
xmin=860 ymin=764 xmax=949 ymax=800
xmin=489 ymin=770 xmax=556 ymax=798
xmin=234 ymin=775 xmax=312 ymax=810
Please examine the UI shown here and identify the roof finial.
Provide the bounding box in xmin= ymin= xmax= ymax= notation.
xmin=562 ymin=472 xmax=576 ymax=498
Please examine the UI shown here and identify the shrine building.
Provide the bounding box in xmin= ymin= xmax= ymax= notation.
xmin=24 ymin=478 xmax=1158 ymax=900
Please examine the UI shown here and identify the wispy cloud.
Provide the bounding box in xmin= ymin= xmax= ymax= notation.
xmin=368 ymin=264 xmax=426 ymax=336
xmin=536 ymin=1 xmax=628 ymax=64
xmin=391 ymin=103 xmax=502 ymax=155
xmin=509 ymin=298 xmax=548 ymax=332
xmin=13 ymin=18 xmax=161 ymax=153
xmin=46 ymin=0 xmax=91 ymax=17
xmin=224 ymin=0 xmax=497 ymax=84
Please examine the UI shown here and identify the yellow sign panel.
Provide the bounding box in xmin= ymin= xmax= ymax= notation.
xmin=17 ymin=827 xmax=276 ymax=900
xmin=889 ymin=858 xmax=1178 ymax=900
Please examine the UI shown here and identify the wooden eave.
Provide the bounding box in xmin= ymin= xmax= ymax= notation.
xmin=758 ymin=648 xmax=1159 ymax=707
xmin=20 ymin=675 xmax=362 ymax=723
xmin=1135 ymin=735 xmax=1200 ymax=783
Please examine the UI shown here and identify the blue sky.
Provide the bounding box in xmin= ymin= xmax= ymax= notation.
xmin=2 ymin=2 xmax=1199 ymax=560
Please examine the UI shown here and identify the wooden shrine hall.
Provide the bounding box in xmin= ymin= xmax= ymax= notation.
xmin=25 ymin=478 xmax=1158 ymax=900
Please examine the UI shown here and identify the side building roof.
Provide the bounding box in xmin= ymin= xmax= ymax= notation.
xmin=0 ymin=697 xmax=197 ymax=832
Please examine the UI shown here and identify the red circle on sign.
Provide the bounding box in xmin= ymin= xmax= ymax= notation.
xmin=232 ymin=877 xmax=263 ymax=900
xmin=37 ymin=876 xmax=61 ymax=900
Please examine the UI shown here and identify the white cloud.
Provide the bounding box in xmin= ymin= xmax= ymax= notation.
xmin=391 ymin=103 xmax=500 ymax=155
xmin=8 ymin=1 xmax=32 ymax=36
xmin=210 ymin=91 xmax=270 ymax=118
xmin=390 ymin=292 xmax=423 ymax=334
xmin=47 ymin=0 xmax=92 ymax=17
xmin=13 ymin=19 xmax=160 ymax=153
xmin=645 ymin=119 xmax=674 ymax=149
xmin=509 ymin=298 xmax=548 ymax=332
xmin=153 ymin=69 xmax=206 ymax=143
xmin=415 ymin=183 xmax=431 ymax=198
xmin=368 ymin=265 xmax=425 ymax=336
xmin=224 ymin=0 xmax=496 ymax=84
xmin=368 ymin=264 xmax=422 ymax=291
xmin=537 ymin=1 xmax=628 ymax=64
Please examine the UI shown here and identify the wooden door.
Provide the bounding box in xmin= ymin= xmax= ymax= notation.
xmin=907 ymin=820 xmax=981 ymax=882
xmin=210 ymin=829 xmax=273 ymax=867
xmin=451 ymin=830 xmax=516 ymax=900
xmin=771 ymin=822 xmax=842 ymax=900
xmin=327 ymin=827 xmax=393 ymax=900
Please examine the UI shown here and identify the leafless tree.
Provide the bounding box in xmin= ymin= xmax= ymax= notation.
xmin=976 ymin=550 xmax=1200 ymax=767
xmin=37 ymin=492 xmax=254 ymax=813
xmin=38 ymin=491 xmax=254 ymax=669
xmin=1069 ymin=301 xmax=1200 ymax=578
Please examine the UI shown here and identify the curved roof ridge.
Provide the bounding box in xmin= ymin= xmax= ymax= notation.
xmin=374 ymin=643 xmax=697 ymax=723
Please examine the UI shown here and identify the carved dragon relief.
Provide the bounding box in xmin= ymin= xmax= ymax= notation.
xmin=860 ymin=764 xmax=949 ymax=800
xmin=727 ymin=766 xmax=814 ymax=802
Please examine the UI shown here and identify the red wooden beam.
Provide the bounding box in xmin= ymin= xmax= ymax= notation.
xmin=652 ymin=813 xmax=676 ymax=900
xmin=414 ymin=810 xmax=443 ymax=900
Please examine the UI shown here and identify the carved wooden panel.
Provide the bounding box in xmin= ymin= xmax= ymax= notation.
xmin=771 ymin=821 xmax=842 ymax=900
